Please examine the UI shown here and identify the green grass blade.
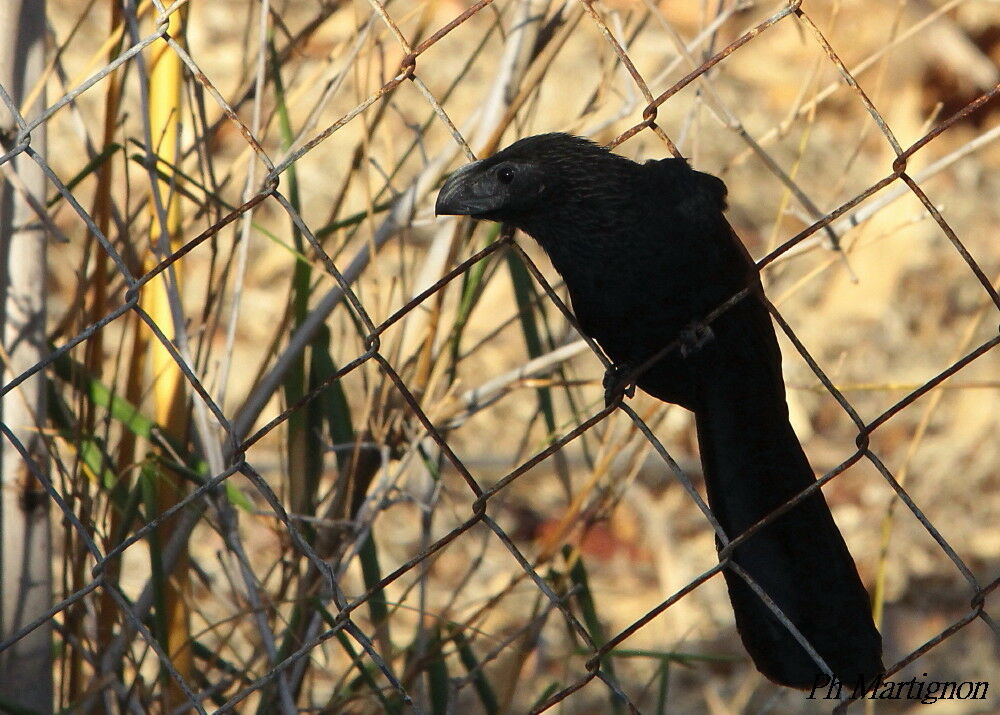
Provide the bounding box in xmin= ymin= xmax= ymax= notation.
xmin=450 ymin=624 xmax=499 ymax=715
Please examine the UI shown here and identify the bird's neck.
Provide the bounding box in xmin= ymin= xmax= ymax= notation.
xmin=518 ymin=194 xmax=639 ymax=284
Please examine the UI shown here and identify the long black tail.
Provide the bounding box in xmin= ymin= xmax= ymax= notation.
xmin=692 ymin=321 xmax=883 ymax=688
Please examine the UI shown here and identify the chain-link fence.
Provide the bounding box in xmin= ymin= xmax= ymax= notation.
xmin=1 ymin=0 xmax=998 ymax=712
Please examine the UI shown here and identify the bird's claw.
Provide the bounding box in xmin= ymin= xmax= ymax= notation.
xmin=679 ymin=322 xmax=715 ymax=357
xmin=603 ymin=363 xmax=636 ymax=408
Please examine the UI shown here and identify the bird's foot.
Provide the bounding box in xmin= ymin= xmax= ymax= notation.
xmin=603 ymin=363 xmax=636 ymax=408
xmin=679 ymin=322 xmax=715 ymax=357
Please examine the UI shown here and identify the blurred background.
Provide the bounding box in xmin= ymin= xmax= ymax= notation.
xmin=1 ymin=0 xmax=998 ymax=712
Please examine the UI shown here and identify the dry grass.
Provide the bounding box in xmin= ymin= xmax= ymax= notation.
xmin=6 ymin=0 xmax=999 ymax=711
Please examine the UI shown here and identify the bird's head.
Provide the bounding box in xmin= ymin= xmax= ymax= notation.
xmin=435 ymin=133 xmax=635 ymax=233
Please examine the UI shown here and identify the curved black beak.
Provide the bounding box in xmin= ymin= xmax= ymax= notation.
xmin=435 ymin=160 xmax=496 ymax=216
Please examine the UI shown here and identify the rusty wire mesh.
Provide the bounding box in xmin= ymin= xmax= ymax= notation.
xmin=1 ymin=0 xmax=998 ymax=712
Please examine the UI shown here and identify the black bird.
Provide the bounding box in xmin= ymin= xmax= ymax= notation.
xmin=436 ymin=133 xmax=883 ymax=689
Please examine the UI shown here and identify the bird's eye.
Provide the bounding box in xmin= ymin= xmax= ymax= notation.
xmin=497 ymin=166 xmax=515 ymax=184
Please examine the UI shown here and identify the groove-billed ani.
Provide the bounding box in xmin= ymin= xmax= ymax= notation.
xmin=435 ymin=133 xmax=883 ymax=689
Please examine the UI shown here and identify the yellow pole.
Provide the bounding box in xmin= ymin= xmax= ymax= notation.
xmin=145 ymin=5 xmax=192 ymax=708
